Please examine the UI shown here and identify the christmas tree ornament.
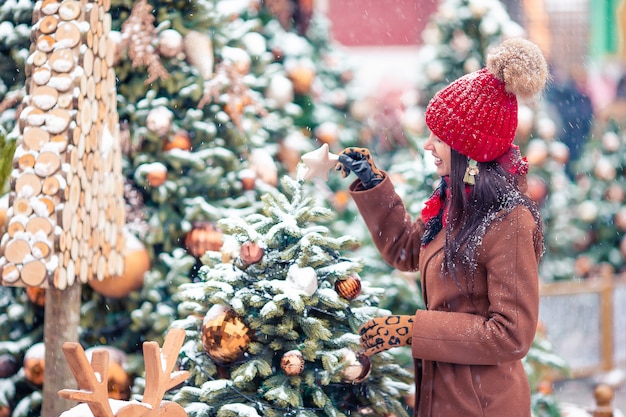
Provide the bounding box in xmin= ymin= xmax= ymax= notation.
xmin=335 ymin=274 xmax=362 ymax=301
xmin=141 ymin=162 xmax=168 ymax=187
xmin=163 ymin=131 xmax=192 ymax=152
xmin=314 ymin=121 xmax=339 ymax=145
xmin=0 ymin=354 xmax=18 ymax=378
xmin=239 ymin=241 xmax=264 ymax=265
xmin=286 ymin=264 xmax=318 ymax=296
xmin=249 ymin=148 xmax=278 ymax=187
xmin=222 ymin=46 xmax=252 ymax=75
xmin=601 ymin=131 xmax=621 ymax=152
xmin=184 ymin=222 xmax=223 ymax=258
xmin=184 ymin=30 xmax=214 ymax=80
xmin=24 ymin=343 xmax=45 ymax=386
xmin=525 ymin=139 xmax=549 ymax=166
xmin=238 ymin=168 xmax=257 ymax=191
xmin=158 ymin=29 xmax=184 ymax=59
xmin=615 ymin=207 xmax=626 ymax=231
xmin=265 ymin=74 xmax=294 ymax=109
xmin=526 ymin=175 xmax=548 ymax=204
xmin=287 ymin=64 xmax=316 ymax=95
xmin=26 ymin=287 xmax=46 ymax=307
xmin=280 ymin=350 xmax=305 ymax=376
xmin=300 ymin=143 xmax=340 ymax=181
xmin=146 ymin=106 xmax=174 ymax=137
xmin=339 ymin=348 xmax=371 ymax=383
xmin=88 ymin=231 xmax=149 ymax=299
xmin=605 ymin=184 xmax=625 ymax=203
xmin=202 ymin=304 xmax=251 ymax=363
xmin=549 ymin=141 xmax=570 ymax=165
xmin=594 ymin=157 xmax=617 ymax=181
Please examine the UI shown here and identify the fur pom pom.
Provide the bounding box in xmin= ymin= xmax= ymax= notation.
xmin=486 ymin=38 xmax=549 ymax=99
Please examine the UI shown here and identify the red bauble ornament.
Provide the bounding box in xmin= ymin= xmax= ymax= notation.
xmin=240 ymin=241 xmax=264 ymax=265
xmin=335 ymin=274 xmax=362 ymax=300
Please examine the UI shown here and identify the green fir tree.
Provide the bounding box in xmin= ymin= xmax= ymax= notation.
xmin=170 ymin=168 xmax=413 ymax=417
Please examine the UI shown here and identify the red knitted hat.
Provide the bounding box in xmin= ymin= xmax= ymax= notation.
xmin=425 ymin=38 xmax=548 ymax=162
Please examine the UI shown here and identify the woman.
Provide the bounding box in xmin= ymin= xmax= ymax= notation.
xmin=337 ymin=38 xmax=548 ymax=417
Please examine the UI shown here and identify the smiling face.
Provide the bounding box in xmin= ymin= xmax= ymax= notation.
xmin=424 ymin=132 xmax=452 ymax=177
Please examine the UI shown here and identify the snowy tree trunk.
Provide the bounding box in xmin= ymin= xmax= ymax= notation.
xmin=41 ymin=284 xmax=81 ymax=417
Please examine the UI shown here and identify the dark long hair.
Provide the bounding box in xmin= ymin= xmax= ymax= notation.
xmin=443 ymin=149 xmax=544 ymax=292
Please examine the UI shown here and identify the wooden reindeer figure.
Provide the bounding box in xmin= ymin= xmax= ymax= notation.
xmin=58 ymin=328 xmax=190 ymax=417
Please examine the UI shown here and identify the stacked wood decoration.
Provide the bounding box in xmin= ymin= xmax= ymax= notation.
xmin=0 ymin=0 xmax=126 ymax=289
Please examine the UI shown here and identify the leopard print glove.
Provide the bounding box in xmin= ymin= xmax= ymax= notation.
xmin=335 ymin=147 xmax=383 ymax=189
xmin=359 ymin=315 xmax=414 ymax=356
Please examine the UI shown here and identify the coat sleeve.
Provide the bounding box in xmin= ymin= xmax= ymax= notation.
xmin=348 ymin=173 xmax=425 ymax=272
xmin=410 ymin=206 xmax=541 ymax=365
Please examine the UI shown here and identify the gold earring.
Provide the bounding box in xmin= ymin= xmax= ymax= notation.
xmin=463 ymin=159 xmax=479 ymax=185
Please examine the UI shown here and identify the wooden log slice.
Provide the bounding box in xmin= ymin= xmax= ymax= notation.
xmin=16 ymin=173 xmax=43 ymax=197
xmin=79 ymin=99 xmax=92 ymax=131
xmin=31 ymin=86 xmax=59 ymax=111
xmin=26 ymin=216 xmax=54 ymax=236
xmin=32 ymin=241 xmax=51 ymax=259
xmin=22 ymin=106 xmax=47 ymax=127
xmin=44 ymin=108 xmax=71 ymax=134
xmin=21 ymin=260 xmax=48 ymax=287
xmin=36 ymin=35 xmax=55 ymax=53
xmin=39 ymin=15 xmax=58 ymax=34
xmin=49 ymin=48 xmax=75 ymax=73
xmin=58 ymin=0 xmax=81 ymax=21
xmin=65 ymin=258 xmax=75 ymax=287
xmin=67 ymin=177 xmax=81 ymax=211
xmin=18 ymin=153 xmax=36 ymax=170
xmin=41 ymin=175 xmax=62 ymax=196
xmin=1 ymin=264 xmax=20 ymax=284
xmin=7 ymin=221 xmax=25 ymax=237
xmin=32 ymin=67 xmax=52 ymax=86
xmin=41 ymin=0 xmax=61 ymax=15
xmin=86 ymin=76 xmax=96 ymax=100
xmin=38 ymin=197 xmax=56 ymax=216
xmin=34 ymin=151 xmax=62 ymax=177
xmin=53 ymin=266 xmax=67 ymax=290
xmin=80 ymin=48 xmax=93 ymax=78
xmin=23 ymin=126 xmax=50 ymax=151
xmin=55 ymin=22 xmax=81 ymax=48
xmin=79 ymin=255 xmax=89 ymax=282
xmin=4 ymin=239 xmax=31 ymax=263
xmin=50 ymin=134 xmax=69 ymax=152
xmin=31 ymin=50 xmax=48 ymax=67
xmin=12 ymin=197 xmax=33 ymax=217
xmin=48 ymin=73 xmax=74 ymax=92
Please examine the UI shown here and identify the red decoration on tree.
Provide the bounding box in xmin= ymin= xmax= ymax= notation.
xmin=239 ymin=241 xmax=264 ymax=265
xmin=335 ymin=274 xmax=362 ymax=300
xmin=184 ymin=222 xmax=223 ymax=258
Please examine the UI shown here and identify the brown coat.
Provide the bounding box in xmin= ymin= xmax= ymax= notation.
xmin=349 ymin=175 xmax=542 ymax=417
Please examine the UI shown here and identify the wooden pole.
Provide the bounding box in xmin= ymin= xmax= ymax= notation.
xmin=41 ymin=283 xmax=82 ymax=417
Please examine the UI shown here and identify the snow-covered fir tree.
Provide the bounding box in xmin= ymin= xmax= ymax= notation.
xmin=170 ymin=168 xmax=413 ymax=417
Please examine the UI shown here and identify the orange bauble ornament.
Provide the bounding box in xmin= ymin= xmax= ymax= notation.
xmin=339 ymin=349 xmax=371 ymax=383
xmin=23 ymin=343 xmax=45 ymax=386
xmin=288 ymin=66 xmax=316 ymax=95
xmin=335 ymin=274 xmax=362 ymax=300
xmin=202 ymin=304 xmax=251 ymax=363
xmin=163 ymin=131 xmax=192 ymax=151
xmin=26 ymin=287 xmax=46 ymax=307
xmin=184 ymin=222 xmax=223 ymax=258
xmin=143 ymin=162 xmax=168 ymax=187
xmin=280 ymin=350 xmax=305 ymax=376
xmin=88 ymin=231 xmax=149 ymax=298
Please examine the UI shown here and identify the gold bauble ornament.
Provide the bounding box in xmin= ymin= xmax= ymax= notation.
xmin=88 ymin=231 xmax=149 ymax=298
xmin=335 ymin=274 xmax=362 ymax=300
xmin=163 ymin=131 xmax=192 ymax=151
xmin=339 ymin=348 xmax=371 ymax=383
xmin=202 ymin=304 xmax=251 ymax=363
xmin=280 ymin=350 xmax=305 ymax=376
xmin=24 ymin=343 xmax=45 ymax=386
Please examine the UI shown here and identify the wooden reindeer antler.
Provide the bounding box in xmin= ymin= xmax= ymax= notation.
xmin=58 ymin=328 xmax=190 ymax=417
xmin=142 ymin=328 xmax=189 ymax=409
xmin=58 ymin=343 xmax=115 ymax=417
